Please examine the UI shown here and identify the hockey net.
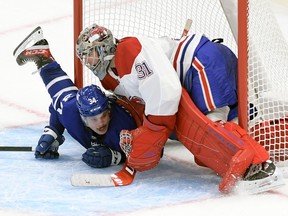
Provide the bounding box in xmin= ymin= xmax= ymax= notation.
xmin=73 ymin=0 xmax=288 ymax=164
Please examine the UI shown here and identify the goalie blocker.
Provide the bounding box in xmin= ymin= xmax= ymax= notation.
xmin=175 ymin=88 xmax=284 ymax=193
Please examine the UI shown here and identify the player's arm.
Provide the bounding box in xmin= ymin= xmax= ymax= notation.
xmin=115 ymin=37 xmax=182 ymax=171
xmin=119 ymin=65 xmax=180 ymax=171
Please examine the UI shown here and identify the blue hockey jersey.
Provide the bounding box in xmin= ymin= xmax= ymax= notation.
xmin=40 ymin=61 xmax=137 ymax=152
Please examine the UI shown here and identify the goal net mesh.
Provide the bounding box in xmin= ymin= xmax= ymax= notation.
xmin=75 ymin=0 xmax=288 ymax=163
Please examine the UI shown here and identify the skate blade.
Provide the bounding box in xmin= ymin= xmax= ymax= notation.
xmin=233 ymin=166 xmax=285 ymax=195
xmin=13 ymin=26 xmax=43 ymax=58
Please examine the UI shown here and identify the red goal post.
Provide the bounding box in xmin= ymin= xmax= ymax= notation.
xmin=73 ymin=0 xmax=288 ymax=163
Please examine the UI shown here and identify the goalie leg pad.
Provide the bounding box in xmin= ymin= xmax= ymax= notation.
xmin=175 ymin=89 xmax=269 ymax=180
xmin=218 ymin=149 xmax=254 ymax=193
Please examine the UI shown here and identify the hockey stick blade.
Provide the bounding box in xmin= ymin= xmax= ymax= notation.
xmin=0 ymin=146 xmax=34 ymax=151
xmin=71 ymin=162 xmax=136 ymax=187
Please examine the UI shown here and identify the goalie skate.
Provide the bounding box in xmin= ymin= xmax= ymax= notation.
xmin=233 ymin=160 xmax=285 ymax=194
xmin=13 ymin=26 xmax=43 ymax=58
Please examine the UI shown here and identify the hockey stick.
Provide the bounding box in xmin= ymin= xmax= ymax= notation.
xmin=0 ymin=146 xmax=34 ymax=151
xmin=70 ymin=19 xmax=193 ymax=187
xmin=71 ymin=162 xmax=136 ymax=187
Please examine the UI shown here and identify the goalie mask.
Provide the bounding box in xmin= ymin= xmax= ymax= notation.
xmin=76 ymin=84 xmax=109 ymax=117
xmin=76 ymin=24 xmax=117 ymax=80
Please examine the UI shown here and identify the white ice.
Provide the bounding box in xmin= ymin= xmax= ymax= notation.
xmin=1 ymin=0 xmax=288 ymax=215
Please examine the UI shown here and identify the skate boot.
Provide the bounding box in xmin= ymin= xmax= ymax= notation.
xmin=13 ymin=26 xmax=54 ymax=70
xmin=234 ymin=160 xmax=285 ymax=194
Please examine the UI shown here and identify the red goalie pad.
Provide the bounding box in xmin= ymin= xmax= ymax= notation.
xmin=250 ymin=118 xmax=288 ymax=162
xmin=174 ymin=88 xmax=269 ymax=193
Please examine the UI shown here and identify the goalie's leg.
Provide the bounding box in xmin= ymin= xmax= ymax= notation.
xmin=175 ymin=89 xmax=284 ymax=193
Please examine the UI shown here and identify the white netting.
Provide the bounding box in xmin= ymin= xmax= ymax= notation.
xmin=80 ymin=0 xmax=237 ymax=86
xmin=247 ymin=0 xmax=288 ymax=162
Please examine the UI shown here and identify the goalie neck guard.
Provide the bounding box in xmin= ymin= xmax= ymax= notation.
xmin=76 ymin=84 xmax=109 ymax=117
xmin=76 ymin=24 xmax=117 ymax=80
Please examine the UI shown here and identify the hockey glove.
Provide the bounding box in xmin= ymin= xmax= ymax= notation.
xmin=120 ymin=116 xmax=171 ymax=172
xmin=35 ymin=126 xmax=65 ymax=159
xmin=82 ymin=144 xmax=124 ymax=168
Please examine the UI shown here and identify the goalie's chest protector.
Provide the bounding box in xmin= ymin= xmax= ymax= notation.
xmin=111 ymin=36 xmax=181 ymax=116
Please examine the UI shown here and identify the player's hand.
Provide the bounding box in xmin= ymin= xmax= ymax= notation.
xmin=35 ymin=126 xmax=64 ymax=159
xmin=35 ymin=142 xmax=60 ymax=159
xmin=82 ymin=144 xmax=123 ymax=168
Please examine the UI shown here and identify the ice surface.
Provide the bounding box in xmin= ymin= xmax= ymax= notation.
xmin=1 ymin=0 xmax=288 ymax=215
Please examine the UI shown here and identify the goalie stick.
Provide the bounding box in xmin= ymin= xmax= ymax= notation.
xmin=71 ymin=162 xmax=136 ymax=187
xmin=70 ymin=19 xmax=193 ymax=187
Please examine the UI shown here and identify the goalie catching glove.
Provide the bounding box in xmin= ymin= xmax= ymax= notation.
xmin=120 ymin=115 xmax=173 ymax=171
xmin=82 ymin=144 xmax=125 ymax=168
xmin=35 ymin=126 xmax=65 ymax=159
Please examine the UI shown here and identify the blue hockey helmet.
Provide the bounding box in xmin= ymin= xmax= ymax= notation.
xmin=76 ymin=84 xmax=109 ymax=117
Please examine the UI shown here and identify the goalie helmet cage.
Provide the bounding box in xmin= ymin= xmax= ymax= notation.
xmin=73 ymin=0 xmax=288 ymax=163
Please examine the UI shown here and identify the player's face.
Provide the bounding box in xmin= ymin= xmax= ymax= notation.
xmin=83 ymin=48 xmax=100 ymax=69
xmin=85 ymin=109 xmax=111 ymax=135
